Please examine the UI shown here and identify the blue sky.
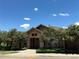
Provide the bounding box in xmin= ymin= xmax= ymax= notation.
xmin=0 ymin=0 xmax=79 ymax=31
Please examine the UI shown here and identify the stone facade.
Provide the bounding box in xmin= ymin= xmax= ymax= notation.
xmin=27 ymin=27 xmax=44 ymax=49
xmin=27 ymin=24 xmax=59 ymax=49
xmin=27 ymin=24 xmax=48 ymax=49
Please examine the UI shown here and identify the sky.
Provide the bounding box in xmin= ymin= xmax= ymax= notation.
xmin=0 ymin=0 xmax=79 ymax=31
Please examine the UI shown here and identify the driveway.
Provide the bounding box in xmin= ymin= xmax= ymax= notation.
xmin=0 ymin=49 xmax=79 ymax=59
xmin=0 ymin=56 xmax=79 ymax=59
xmin=6 ymin=49 xmax=36 ymax=57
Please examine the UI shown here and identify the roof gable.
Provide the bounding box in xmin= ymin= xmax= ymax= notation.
xmin=36 ymin=24 xmax=48 ymax=30
xmin=27 ymin=28 xmax=41 ymax=34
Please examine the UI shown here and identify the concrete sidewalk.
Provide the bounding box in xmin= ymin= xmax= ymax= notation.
xmin=5 ymin=49 xmax=36 ymax=57
xmin=36 ymin=53 xmax=79 ymax=57
xmin=3 ymin=49 xmax=79 ymax=57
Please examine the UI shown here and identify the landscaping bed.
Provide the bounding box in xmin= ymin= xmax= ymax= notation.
xmin=36 ymin=48 xmax=65 ymax=53
xmin=36 ymin=48 xmax=79 ymax=54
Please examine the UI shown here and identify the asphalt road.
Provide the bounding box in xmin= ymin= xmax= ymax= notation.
xmin=0 ymin=56 xmax=79 ymax=59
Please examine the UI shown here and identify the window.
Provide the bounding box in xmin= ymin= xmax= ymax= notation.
xmin=35 ymin=33 xmax=37 ymax=36
xmin=32 ymin=34 xmax=34 ymax=36
xmin=32 ymin=33 xmax=37 ymax=36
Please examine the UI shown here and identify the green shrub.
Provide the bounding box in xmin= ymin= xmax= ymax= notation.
xmin=36 ymin=48 xmax=65 ymax=53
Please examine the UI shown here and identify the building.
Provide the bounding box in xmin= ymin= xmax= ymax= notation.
xmin=27 ymin=24 xmax=60 ymax=49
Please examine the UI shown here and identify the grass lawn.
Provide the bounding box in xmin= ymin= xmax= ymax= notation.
xmin=36 ymin=48 xmax=79 ymax=54
xmin=0 ymin=51 xmax=18 ymax=55
xmin=36 ymin=48 xmax=65 ymax=53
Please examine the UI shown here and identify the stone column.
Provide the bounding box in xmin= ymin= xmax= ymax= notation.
xmin=40 ymin=39 xmax=44 ymax=48
xmin=27 ymin=38 xmax=30 ymax=48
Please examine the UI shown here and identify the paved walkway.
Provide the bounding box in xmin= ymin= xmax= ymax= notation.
xmin=5 ymin=49 xmax=79 ymax=57
xmin=0 ymin=50 xmax=79 ymax=59
xmin=6 ymin=49 xmax=36 ymax=57
xmin=1 ymin=56 xmax=79 ymax=59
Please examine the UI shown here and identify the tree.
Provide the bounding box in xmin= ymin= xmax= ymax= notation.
xmin=41 ymin=26 xmax=62 ymax=48
xmin=64 ymin=25 xmax=79 ymax=53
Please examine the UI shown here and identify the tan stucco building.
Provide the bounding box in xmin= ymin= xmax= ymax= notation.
xmin=27 ymin=24 xmax=48 ymax=49
xmin=27 ymin=24 xmax=59 ymax=49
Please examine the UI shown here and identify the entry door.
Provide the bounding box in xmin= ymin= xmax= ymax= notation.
xmin=30 ymin=38 xmax=34 ymax=49
xmin=30 ymin=38 xmax=40 ymax=49
xmin=34 ymin=38 xmax=40 ymax=49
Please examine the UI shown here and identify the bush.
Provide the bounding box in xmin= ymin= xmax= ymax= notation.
xmin=36 ymin=48 xmax=79 ymax=54
xmin=36 ymin=48 xmax=65 ymax=53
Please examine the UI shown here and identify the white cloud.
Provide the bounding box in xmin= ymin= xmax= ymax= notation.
xmin=24 ymin=17 xmax=31 ymax=21
xmin=74 ymin=22 xmax=79 ymax=25
xmin=62 ymin=26 xmax=68 ymax=29
xmin=59 ymin=13 xmax=70 ymax=16
xmin=49 ymin=13 xmax=70 ymax=17
xmin=50 ymin=14 xmax=57 ymax=16
xmin=20 ymin=24 xmax=30 ymax=29
xmin=34 ymin=8 xmax=38 ymax=11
